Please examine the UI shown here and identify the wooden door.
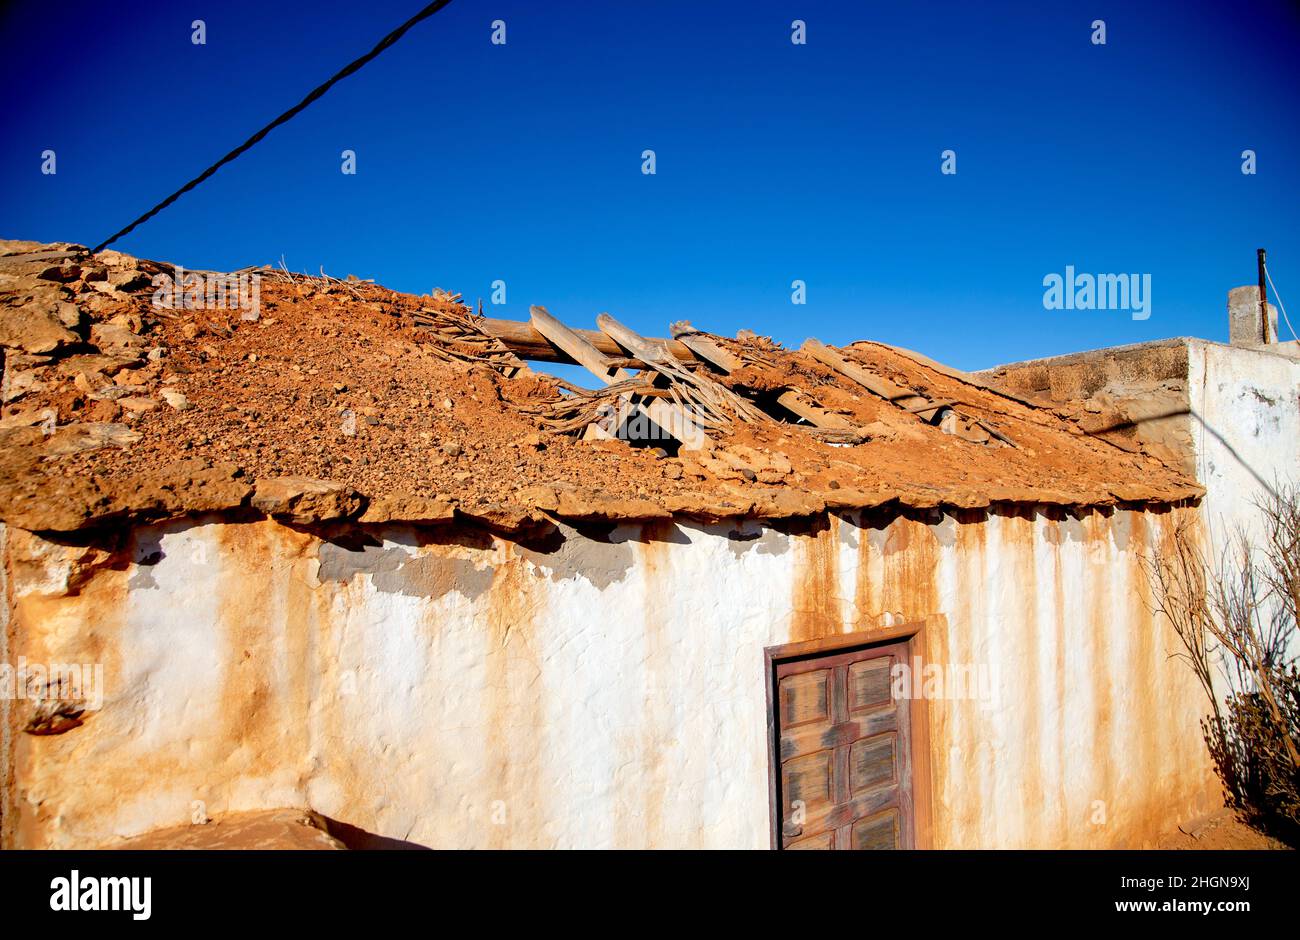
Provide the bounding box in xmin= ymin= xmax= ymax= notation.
xmin=772 ymin=639 xmax=914 ymax=849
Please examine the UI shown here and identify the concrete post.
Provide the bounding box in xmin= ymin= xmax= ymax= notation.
xmin=1228 ymin=285 xmax=1278 ymax=346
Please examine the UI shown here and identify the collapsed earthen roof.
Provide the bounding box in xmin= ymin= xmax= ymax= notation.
xmin=0 ymin=239 xmax=1202 ymax=535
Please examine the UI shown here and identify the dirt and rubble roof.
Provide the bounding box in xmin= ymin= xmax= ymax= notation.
xmin=0 ymin=239 xmax=1202 ymax=534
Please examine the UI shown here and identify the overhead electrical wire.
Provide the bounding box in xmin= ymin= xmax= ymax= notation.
xmin=1264 ymin=265 xmax=1298 ymax=343
xmin=90 ymin=0 xmax=457 ymax=253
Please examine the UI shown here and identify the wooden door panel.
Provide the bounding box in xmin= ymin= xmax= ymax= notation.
xmin=805 ymin=780 xmax=898 ymax=835
xmin=847 ymin=658 xmax=893 ymax=712
xmin=778 ymin=707 xmax=897 ymax=761
xmin=771 ymin=637 xmax=914 ymax=850
xmin=787 ymin=831 xmax=835 ymax=850
xmin=781 ymin=750 xmax=833 ymax=814
xmin=778 ymin=669 xmax=830 ymax=727
xmin=851 ymin=809 xmax=900 ymax=850
xmin=849 ymin=732 xmax=896 ymax=793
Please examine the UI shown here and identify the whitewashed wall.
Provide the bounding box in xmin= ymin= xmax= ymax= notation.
xmin=3 ymin=503 xmax=1216 ymax=850
xmin=1188 ymin=339 xmax=1300 ymax=547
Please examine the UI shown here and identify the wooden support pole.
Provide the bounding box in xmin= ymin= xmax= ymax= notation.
xmin=1259 ymin=248 xmax=1271 ymax=344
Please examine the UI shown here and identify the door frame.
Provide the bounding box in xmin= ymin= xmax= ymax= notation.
xmin=764 ymin=624 xmax=934 ymax=850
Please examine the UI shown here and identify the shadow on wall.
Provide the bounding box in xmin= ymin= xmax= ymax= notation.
xmin=1088 ymin=404 xmax=1281 ymax=502
xmin=29 ymin=499 xmax=1192 ymax=589
xmin=320 ymin=815 xmax=432 ymax=850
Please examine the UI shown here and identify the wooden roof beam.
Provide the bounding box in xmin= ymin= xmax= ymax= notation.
xmin=478 ymin=316 xmax=694 ymax=367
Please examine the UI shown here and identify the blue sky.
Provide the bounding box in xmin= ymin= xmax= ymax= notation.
xmin=2 ymin=0 xmax=1298 ymax=370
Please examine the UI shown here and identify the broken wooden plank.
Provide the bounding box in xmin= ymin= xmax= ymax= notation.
xmin=776 ymin=389 xmax=857 ymax=430
xmin=671 ymin=326 xmax=857 ymax=431
xmin=530 ymin=305 xmax=623 ymax=380
xmin=975 ymin=418 xmax=1017 ymax=448
xmin=599 ymin=314 xmax=770 ymax=426
xmin=528 ymin=311 xmax=640 ymax=441
xmin=802 ymin=338 xmax=949 ymax=423
xmin=803 ymin=338 xmax=924 ymax=407
xmin=903 ymin=398 xmax=955 ymax=414
xmin=529 ymin=306 xmax=709 ymax=450
xmin=595 ymin=314 xmax=677 ymax=367
xmin=479 ymin=317 xmax=694 ymax=367
xmin=671 ymin=330 xmax=745 ymax=373
xmin=800 ymin=338 xmax=1015 ymax=448
xmin=854 ymin=338 xmax=1043 ymax=409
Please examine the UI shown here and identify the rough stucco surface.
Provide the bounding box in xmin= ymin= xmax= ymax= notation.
xmin=0 ymin=523 xmax=11 ymax=843
xmin=1187 ymin=340 xmax=1300 ymax=547
xmin=3 ymin=505 xmax=1215 ymax=849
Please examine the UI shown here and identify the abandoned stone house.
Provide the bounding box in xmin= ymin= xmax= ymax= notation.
xmin=1 ymin=240 xmax=1296 ymax=849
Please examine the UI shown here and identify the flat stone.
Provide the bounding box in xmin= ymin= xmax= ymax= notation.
xmin=358 ymin=493 xmax=457 ymax=524
xmin=72 ymin=370 xmax=107 ymax=395
xmin=251 ymin=476 xmax=363 ymax=523
xmin=89 ymin=385 xmax=135 ymax=402
xmin=0 ymin=305 xmax=79 ymax=353
xmin=0 ymin=406 xmax=56 ymax=430
xmin=117 ymin=397 xmax=157 ymax=413
xmin=90 ymin=322 xmax=146 ymax=350
xmin=58 ymin=353 xmax=142 ymax=377
xmin=0 ymin=239 xmax=50 ymax=256
xmin=54 ymin=301 xmax=81 ymax=328
xmin=36 ymin=263 xmax=80 ymax=283
xmin=0 ymin=425 xmax=44 ymax=448
xmin=107 ymin=269 xmax=152 ymax=291
xmin=160 ymin=389 xmax=191 ymax=411
xmin=3 ymin=369 xmax=46 ymax=403
xmin=43 ymin=422 xmax=142 ymax=456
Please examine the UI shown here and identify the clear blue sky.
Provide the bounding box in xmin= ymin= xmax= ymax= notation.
xmin=2 ymin=0 xmax=1297 ymax=370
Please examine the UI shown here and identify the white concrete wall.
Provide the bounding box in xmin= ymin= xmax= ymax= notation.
xmin=3 ymin=505 xmax=1215 ymax=849
xmin=1186 ymin=340 xmax=1300 ymax=707
xmin=1187 ymin=339 xmax=1300 ymax=548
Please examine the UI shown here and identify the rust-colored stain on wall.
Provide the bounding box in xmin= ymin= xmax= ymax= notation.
xmin=792 ymin=517 xmax=841 ymax=643
xmin=482 ymin=545 xmax=546 ymax=849
xmin=1 ymin=506 xmax=1218 ymax=849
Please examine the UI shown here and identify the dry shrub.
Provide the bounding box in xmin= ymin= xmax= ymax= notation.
xmin=1148 ymin=485 xmax=1300 ymax=845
